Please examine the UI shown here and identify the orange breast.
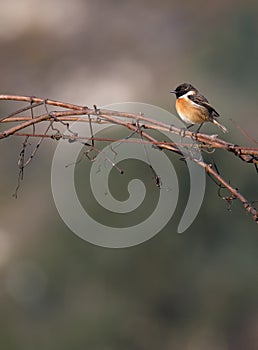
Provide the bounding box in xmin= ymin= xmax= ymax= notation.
xmin=176 ymin=97 xmax=210 ymax=124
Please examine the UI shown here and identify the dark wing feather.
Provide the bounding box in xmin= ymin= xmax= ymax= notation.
xmin=188 ymin=93 xmax=220 ymax=117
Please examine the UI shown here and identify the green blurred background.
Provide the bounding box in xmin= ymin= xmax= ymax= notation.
xmin=0 ymin=0 xmax=258 ymax=349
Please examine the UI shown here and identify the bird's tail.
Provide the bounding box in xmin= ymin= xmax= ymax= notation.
xmin=212 ymin=119 xmax=228 ymax=133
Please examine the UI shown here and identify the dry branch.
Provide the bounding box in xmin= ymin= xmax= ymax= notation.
xmin=0 ymin=94 xmax=257 ymax=223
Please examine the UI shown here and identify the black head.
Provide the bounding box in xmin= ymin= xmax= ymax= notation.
xmin=170 ymin=83 xmax=198 ymax=98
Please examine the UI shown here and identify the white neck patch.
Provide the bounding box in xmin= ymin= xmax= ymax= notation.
xmin=178 ymin=90 xmax=195 ymax=99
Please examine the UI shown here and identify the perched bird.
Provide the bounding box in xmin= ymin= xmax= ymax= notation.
xmin=170 ymin=83 xmax=228 ymax=133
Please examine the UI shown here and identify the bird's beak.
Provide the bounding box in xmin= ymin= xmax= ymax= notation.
xmin=170 ymin=90 xmax=176 ymax=94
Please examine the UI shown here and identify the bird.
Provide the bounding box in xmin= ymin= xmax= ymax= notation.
xmin=170 ymin=83 xmax=228 ymax=133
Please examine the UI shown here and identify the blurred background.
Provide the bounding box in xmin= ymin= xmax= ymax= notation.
xmin=0 ymin=0 xmax=258 ymax=349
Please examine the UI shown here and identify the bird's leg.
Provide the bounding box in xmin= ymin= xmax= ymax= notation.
xmin=187 ymin=123 xmax=203 ymax=141
xmin=187 ymin=123 xmax=194 ymax=130
xmin=196 ymin=123 xmax=203 ymax=133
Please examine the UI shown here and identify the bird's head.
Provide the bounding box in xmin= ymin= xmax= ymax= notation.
xmin=170 ymin=83 xmax=198 ymax=98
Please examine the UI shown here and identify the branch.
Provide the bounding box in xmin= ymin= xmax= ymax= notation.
xmin=0 ymin=94 xmax=257 ymax=223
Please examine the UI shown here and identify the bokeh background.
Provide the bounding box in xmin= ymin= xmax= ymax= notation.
xmin=0 ymin=0 xmax=258 ymax=349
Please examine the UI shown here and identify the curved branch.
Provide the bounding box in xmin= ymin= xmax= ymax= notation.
xmin=0 ymin=94 xmax=257 ymax=223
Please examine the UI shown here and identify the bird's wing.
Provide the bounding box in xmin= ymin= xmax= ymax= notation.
xmin=188 ymin=93 xmax=220 ymax=117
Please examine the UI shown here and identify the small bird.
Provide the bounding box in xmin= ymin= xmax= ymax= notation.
xmin=170 ymin=83 xmax=228 ymax=133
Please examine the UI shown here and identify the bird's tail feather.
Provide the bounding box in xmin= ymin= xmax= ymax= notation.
xmin=213 ymin=119 xmax=228 ymax=133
